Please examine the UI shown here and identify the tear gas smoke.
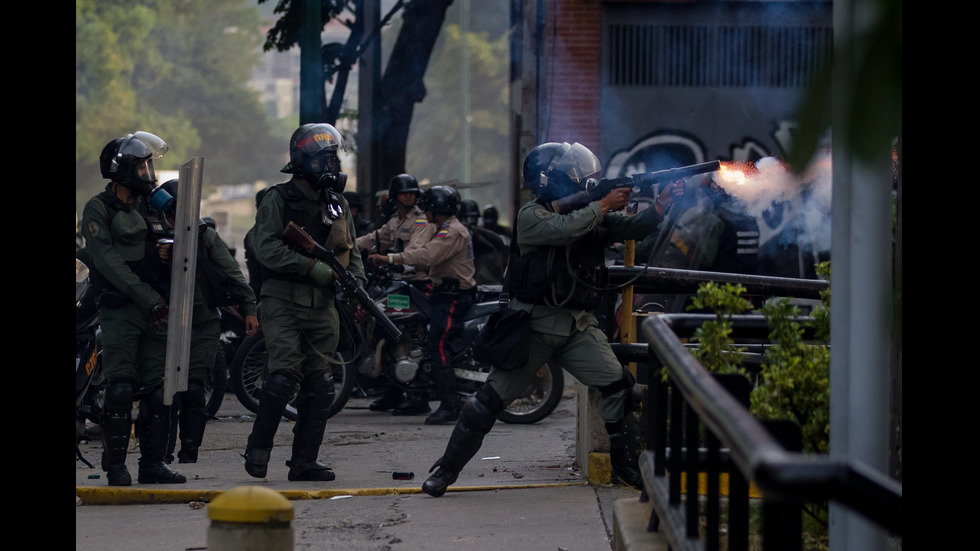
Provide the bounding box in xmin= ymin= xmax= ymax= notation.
xmin=713 ymin=151 xmax=833 ymax=257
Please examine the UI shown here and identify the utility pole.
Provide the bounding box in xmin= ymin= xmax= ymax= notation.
xmin=299 ymin=0 xmax=324 ymax=124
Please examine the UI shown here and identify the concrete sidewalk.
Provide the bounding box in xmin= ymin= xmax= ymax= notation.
xmin=76 ymin=384 xmax=640 ymax=550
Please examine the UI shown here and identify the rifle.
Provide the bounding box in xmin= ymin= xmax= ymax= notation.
xmin=282 ymin=221 xmax=403 ymax=342
xmin=551 ymin=160 xmax=721 ymax=215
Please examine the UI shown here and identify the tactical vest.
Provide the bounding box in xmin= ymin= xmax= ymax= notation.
xmin=506 ymin=202 xmax=609 ymax=310
xmin=194 ymin=223 xmax=249 ymax=308
xmin=85 ymin=190 xmax=170 ymax=305
xmin=259 ymin=180 xmax=349 ymax=285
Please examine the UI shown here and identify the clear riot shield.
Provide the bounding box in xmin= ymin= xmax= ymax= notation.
xmin=163 ymin=156 xmax=204 ymax=405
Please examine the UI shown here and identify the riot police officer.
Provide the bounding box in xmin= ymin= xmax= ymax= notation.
xmin=81 ymin=131 xmax=186 ymax=486
xmin=369 ymin=186 xmax=477 ymax=425
xmin=458 ymin=200 xmax=508 ymax=286
xmin=243 ymin=123 xmax=365 ymax=482
xmin=481 ymin=204 xmax=510 ymax=243
xmin=157 ymin=179 xmax=259 ymax=464
xmin=421 ymin=142 xmax=670 ymax=496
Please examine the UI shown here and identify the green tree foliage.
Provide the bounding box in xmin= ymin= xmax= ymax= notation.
xmin=408 ymin=22 xmax=510 ymax=192
xmin=76 ymin=0 xmax=284 ymax=213
xmin=687 ymin=282 xmax=753 ymax=375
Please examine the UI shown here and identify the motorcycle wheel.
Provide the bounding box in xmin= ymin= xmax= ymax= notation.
xmin=205 ymin=346 xmax=228 ymax=418
xmin=497 ymin=363 xmax=565 ymax=425
xmin=230 ymin=329 xmax=355 ymax=421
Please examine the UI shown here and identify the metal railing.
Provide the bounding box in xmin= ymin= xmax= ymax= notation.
xmin=636 ymin=313 xmax=903 ymax=550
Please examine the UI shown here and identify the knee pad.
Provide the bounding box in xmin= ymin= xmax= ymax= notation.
xmin=298 ymin=372 xmax=335 ymax=405
xmin=460 ymin=385 xmax=504 ymax=434
xmin=475 ymin=384 xmax=504 ymax=415
xmin=141 ymin=386 xmax=170 ymax=417
xmin=599 ymin=368 xmax=635 ymax=399
xmin=264 ymin=372 xmax=300 ymax=403
xmin=104 ymin=381 xmax=134 ymax=412
xmin=181 ymin=382 xmax=207 ymax=409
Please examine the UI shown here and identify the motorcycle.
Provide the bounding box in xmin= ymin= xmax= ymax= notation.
xmin=76 ymin=258 xmax=104 ymax=466
xmin=230 ymin=273 xmax=564 ymax=425
xmin=361 ymin=279 xmax=564 ymax=424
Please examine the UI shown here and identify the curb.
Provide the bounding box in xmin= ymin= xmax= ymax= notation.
xmin=76 ymin=480 xmax=589 ymax=506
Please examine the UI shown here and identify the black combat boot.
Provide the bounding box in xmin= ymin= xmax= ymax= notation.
xmin=424 ymin=367 xmax=460 ymax=425
xmin=607 ymin=420 xmax=643 ymax=489
xmin=176 ymin=384 xmax=208 ymax=464
xmin=286 ymin=373 xmax=336 ymax=482
xmin=424 ymin=396 xmax=461 ymax=425
xmin=244 ymin=372 xmax=297 ymax=478
xmin=164 ymin=392 xmax=181 ymax=464
xmin=136 ymin=390 xmax=187 ymax=484
xmin=101 ymin=381 xmax=134 ymax=486
xmin=391 ymin=391 xmax=431 ymax=416
xmin=368 ymin=384 xmax=405 ymax=412
xmin=422 ymin=386 xmax=503 ymax=497
xmin=101 ymin=410 xmax=133 ymax=487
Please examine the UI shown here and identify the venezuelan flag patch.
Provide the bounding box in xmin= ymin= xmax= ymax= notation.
xmin=437 ymin=229 xmax=449 ymax=238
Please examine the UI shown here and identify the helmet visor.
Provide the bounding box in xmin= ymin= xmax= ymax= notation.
xmin=132 ymin=131 xmax=169 ymax=159
xmin=551 ymin=142 xmax=601 ymax=183
xmin=136 ymin=158 xmax=157 ymax=185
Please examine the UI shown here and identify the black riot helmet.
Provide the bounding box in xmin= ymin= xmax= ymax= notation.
xmin=99 ymin=131 xmax=169 ymax=197
xmin=419 ymin=186 xmax=460 ymax=216
xmin=482 ymin=204 xmax=499 ymax=225
xmin=458 ymin=200 xmax=480 ymax=225
xmin=388 ymin=173 xmax=420 ymax=198
xmin=521 ymin=142 xmax=601 ymax=201
xmin=282 ymin=123 xmax=347 ymax=193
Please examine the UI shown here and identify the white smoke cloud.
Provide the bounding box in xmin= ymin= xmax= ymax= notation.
xmin=713 ymin=152 xmax=833 ymax=255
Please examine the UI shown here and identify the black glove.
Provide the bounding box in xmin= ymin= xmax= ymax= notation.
xmin=150 ymin=298 xmax=169 ymax=325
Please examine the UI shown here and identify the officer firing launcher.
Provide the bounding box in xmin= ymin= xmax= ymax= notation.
xmin=551 ymin=160 xmax=721 ymax=215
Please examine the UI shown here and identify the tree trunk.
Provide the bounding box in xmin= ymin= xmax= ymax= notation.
xmin=378 ymin=0 xmax=454 ymax=183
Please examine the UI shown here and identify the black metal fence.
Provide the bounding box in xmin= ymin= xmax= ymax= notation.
xmin=635 ymin=313 xmax=902 ymax=551
xmin=605 ymin=266 xmax=901 ymax=550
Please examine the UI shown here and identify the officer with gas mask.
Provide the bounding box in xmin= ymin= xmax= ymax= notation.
xmin=81 ymin=131 xmax=186 ymax=486
xmin=422 ymin=142 xmax=671 ymax=496
xmin=243 ymin=123 xmax=365 ymax=482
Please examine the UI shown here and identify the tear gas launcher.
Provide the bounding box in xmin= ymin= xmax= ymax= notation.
xmin=282 ymin=221 xmax=403 ymax=342
xmin=551 ymin=160 xmax=721 ymax=215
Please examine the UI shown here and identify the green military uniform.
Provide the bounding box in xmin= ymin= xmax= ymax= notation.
xmin=488 ymin=199 xmax=663 ymax=422
xmin=82 ymin=187 xmax=170 ymax=389
xmin=82 ymin=184 xmax=186 ymax=485
xmin=252 ymin=179 xmax=364 ymax=383
xmin=167 ymin=223 xmax=259 ymax=464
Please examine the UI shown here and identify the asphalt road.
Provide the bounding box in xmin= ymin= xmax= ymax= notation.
xmin=75 ymin=380 xmax=639 ymax=550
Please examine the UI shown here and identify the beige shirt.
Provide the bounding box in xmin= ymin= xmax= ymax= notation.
xmin=356 ymin=207 xmax=435 ymax=280
xmin=356 ymin=207 xmax=434 ymax=256
xmin=392 ymin=216 xmax=476 ymax=290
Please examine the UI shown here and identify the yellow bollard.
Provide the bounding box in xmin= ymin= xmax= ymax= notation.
xmin=207 ymin=486 xmax=294 ymax=551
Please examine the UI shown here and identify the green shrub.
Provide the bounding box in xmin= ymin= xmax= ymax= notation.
xmin=687 ymin=282 xmax=753 ymax=375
